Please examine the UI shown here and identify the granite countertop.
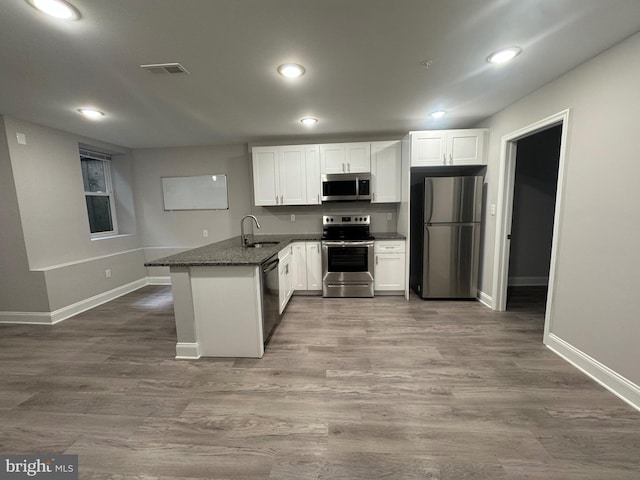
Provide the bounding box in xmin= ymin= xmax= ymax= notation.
xmin=145 ymin=234 xmax=320 ymax=267
xmin=145 ymin=232 xmax=405 ymax=267
xmin=371 ymin=232 xmax=406 ymax=240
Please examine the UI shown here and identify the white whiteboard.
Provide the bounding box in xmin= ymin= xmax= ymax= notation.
xmin=162 ymin=175 xmax=229 ymax=210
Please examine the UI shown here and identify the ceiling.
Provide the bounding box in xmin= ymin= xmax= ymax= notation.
xmin=1 ymin=0 xmax=640 ymax=149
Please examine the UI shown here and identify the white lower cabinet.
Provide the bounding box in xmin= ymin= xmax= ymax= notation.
xmin=291 ymin=242 xmax=308 ymax=290
xmin=290 ymin=241 xmax=322 ymax=294
xmin=305 ymin=241 xmax=322 ymax=291
xmin=278 ymin=246 xmax=293 ymax=314
xmin=374 ymin=240 xmax=406 ymax=293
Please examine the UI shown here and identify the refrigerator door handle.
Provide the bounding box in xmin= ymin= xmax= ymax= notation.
xmin=425 ymin=178 xmax=434 ymax=223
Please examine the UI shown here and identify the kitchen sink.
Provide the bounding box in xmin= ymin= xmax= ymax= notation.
xmin=246 ymin=241 xmax=279 ymax=248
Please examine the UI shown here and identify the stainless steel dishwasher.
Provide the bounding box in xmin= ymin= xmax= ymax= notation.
xmin=261 ymin=256 xmax=281 ymax=346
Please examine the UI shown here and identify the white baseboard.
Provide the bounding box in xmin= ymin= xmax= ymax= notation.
xmin=545 ymin=332 xmax=640 ymax=412
xmin=0 ymin=311 xmax=54 ymax=325
xmin=477 ymin=290 xmax=494 ymax=309
xmin=508 ymin=276 xmax=548 ymax=286
xmin=0 ymin=277 xmax=163 ymax=325
xmin=175 ymin=342 xmax=201 ymax=359
xmin=147 ymin=276 xmax=171 ymax=285
xmin=49 ymin=278 xmax=148 ymax=324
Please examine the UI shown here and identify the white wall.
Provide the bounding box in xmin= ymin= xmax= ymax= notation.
xmin=478 ymin=32 xmax=640 ymax=386
xmin=0 ymin=117 xmax=50 ymax=312
xmin=0 ymin=116 xmax=146 ymax=317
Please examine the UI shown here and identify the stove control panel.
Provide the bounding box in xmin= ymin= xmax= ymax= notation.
xmin=323 ymin=215 xmax=370 ymax=225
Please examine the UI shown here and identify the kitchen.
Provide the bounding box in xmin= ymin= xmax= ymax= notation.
xmin=1 ymin=0 xmax=640 ymax=477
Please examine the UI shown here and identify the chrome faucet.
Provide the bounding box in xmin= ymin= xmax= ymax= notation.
xmin=240 ymin=214 xmax=261 ymax=247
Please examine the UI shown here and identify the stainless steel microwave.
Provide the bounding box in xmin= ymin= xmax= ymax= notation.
xmin=321 ymin=174 xmax=371 ymax=202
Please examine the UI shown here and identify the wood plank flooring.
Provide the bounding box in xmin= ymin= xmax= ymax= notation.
xmin=1 ymin=286 xmax=639 ymax=479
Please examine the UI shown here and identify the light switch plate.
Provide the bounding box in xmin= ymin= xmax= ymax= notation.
xmin=290 ymin=214 xmax=295 ymax=222
xmin=16 ymin=132 xmax=27 ymax=145
xmin=387 ymin=213 xmax=393 ymax=220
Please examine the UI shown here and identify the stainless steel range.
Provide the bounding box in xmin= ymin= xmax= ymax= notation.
xmin=321 ymin=215 xmax=374 ymax=298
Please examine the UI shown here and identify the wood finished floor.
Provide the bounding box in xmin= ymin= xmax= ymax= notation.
xmin=1 ymin=286 xmax=639 ymax=479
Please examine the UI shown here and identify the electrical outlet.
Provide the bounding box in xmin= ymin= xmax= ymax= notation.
xmin=203 ymin=229 xmax=208 ymax=237
xmin=105 ymin=269 xmax=111 ymax=278
xmin=386 ymin=213 xmax=393 ymax=221
xmin=490 ymin=204 xmax=496 ymax=216
xmin=290 ymin=214 xmax=295 ymax=222
xmin=16 ymin=132 xmax=27 ymax=145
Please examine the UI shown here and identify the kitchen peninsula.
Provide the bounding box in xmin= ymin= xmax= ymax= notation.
xmin=145 ymin=234 xmax=319 ymax=359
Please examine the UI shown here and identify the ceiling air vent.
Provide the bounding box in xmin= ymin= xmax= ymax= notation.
xmin=140 ymin=63 xmax=190 ymax=75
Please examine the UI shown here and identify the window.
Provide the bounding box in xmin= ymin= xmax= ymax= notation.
xmin=80 ymin=149 xmax=117 ymax=237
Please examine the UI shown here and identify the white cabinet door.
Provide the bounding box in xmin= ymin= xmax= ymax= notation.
xmin=410 ymin=130 xmax=487 ymax=167
xmin=278 ymin=246 xmax=293 ymax=313
xmin=411 ymin=131 xmax=447 ymax=166
xmin=374 ymin=241 xmax=406 ymax=292
xmin=305 ymin=241 xmax=322 ymax=291
xmin=252 ymin=146 xmax=279 ymax=205
xmin=279 ymin=146 xmax=307 ymax=205
xmin=345 ymin=143 xmax=371 ymax=173
xmin=291 ymin=242 xmax=307 ymax=290
xmin=371 ymin=140 xmax=401 ymax=203
xmin=320 ymin=144 xmax=346 ymax=174
xmin=447 ymin=129 xmax=486 ymax=166
xmin=305 ymin=145 xmax=321 ymax=204
xmin=374 ymin=253 xmax=406 ymax=291
xmin=320 ymin=142 xmax=371 ymax=174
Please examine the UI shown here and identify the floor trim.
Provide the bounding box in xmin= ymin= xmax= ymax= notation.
xmin=175 ymin=342 xmax=201 ymax=360
xmin=147 ymin=276 xmax=171 ymax=285
xmin=508 ymin=276 xmax=549 ymax=287
xmin=0 ymin=278 xmax=150 ymax=325
xmin=477 ymin=290 xmax=494 ymax=309
xmin=546 ymin=332 xmax=640 ymax=412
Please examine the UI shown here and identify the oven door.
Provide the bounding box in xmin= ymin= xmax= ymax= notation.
xmin=322 ymin=240 xmax=374 ymax=297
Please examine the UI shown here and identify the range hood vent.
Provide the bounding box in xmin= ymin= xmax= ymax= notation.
xmin=140 ymin=63 xmax=190 ymax=75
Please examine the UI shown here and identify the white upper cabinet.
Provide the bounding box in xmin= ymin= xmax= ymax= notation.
xmin=252 ymin=145 xmax=320 ymax=206
xmin=371 ymin=140 xmax=401 ymax=203
xmin=410 ymin=129 xmax=487 ymax=166
xmin=320 ymin=142 xmax=371 ymax=174
xmin=252 ymin=146 xmax=279 ymax=206
xmin=279 ymin=146 xmax=307 ymax=205
xmin=305 ymin=145 xmax=321 ymax=205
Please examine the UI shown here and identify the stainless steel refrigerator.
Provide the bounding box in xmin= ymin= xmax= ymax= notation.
xmin=410 ymin=175 xmax=483 ymax=298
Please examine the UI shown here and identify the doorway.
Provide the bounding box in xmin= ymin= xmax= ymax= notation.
xmin=492 ymin=109 xmax=570 ymax=339
xmin=506 ymin=125 xmax=562 ymax=313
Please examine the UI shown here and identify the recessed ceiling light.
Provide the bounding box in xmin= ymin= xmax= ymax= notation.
xmin=300 ymin=117 xmax=318 ymax=126
xmin=26 ymin=0 xmax=80 ymax=20
xmin=487 ymin=46 xmax=522 ymax=65
xmin=431 ymin=110 xmax=446 ymax=119
xmin=78 ymin=108 xmax=104 ymax=120
xmin=278 ymin=63 xmax=305 ymax=78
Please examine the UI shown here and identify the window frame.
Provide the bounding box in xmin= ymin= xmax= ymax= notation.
xmin=80 ymin=149 xmax=118 ymax=238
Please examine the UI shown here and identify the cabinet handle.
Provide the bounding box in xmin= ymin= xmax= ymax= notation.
xmin=376 ymin=255 xmax=378 ymax=265
xmin=342 ymin=163 xmax=345 ymax=172
xmin=275 ymin=195 xmax=279 ymax=204
xmin=347 ymin=163 xmax=350 ymax=172
xmin=372 ymin=192 xmax=375 ymax=201
xmin=317 ymin=193 xmax=320 ymax=203
xmin=442 ymin=153 xmax=446 ymax=165
xmin=280 ymin=195 xmax=283 ymax=204
xmin=449 ymin=153 xmax=453 ymax=165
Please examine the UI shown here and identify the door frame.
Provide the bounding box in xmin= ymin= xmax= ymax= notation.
xmin=491 ymin=109 xmax=571 ymax=336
